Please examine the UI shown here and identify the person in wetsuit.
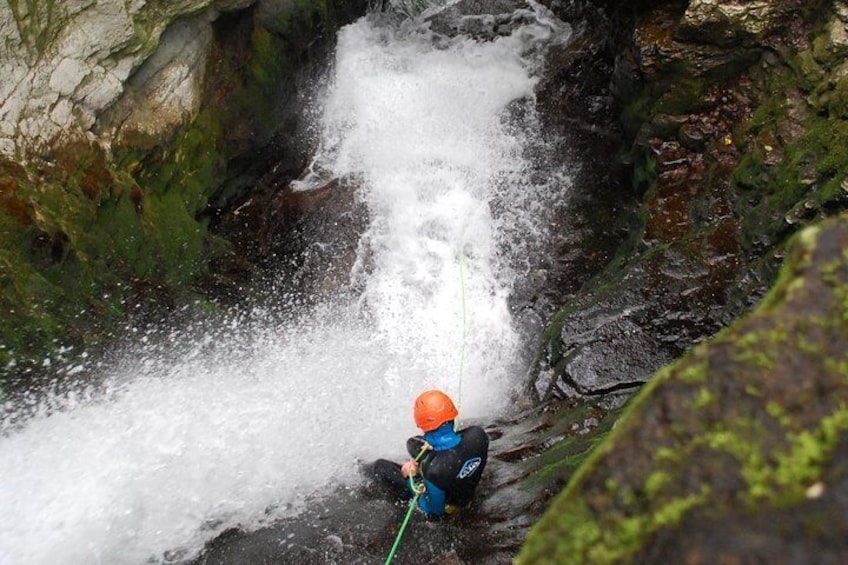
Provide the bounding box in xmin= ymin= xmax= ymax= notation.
xmin=370 ymin=390 xmax=489 ymax=517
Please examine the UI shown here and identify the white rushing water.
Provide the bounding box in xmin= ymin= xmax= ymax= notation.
xmin=0 ymin=5 xmax=568 ymax=564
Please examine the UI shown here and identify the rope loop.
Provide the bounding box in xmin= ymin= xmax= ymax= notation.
xmin=408 ymin=477 xmax=425 ymax=494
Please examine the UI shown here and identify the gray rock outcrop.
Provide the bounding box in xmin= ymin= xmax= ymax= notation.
xmin=678 ymin=0 xmax=802 ymax=45
xmin=0 ymin=0 xmax=253 ymax=157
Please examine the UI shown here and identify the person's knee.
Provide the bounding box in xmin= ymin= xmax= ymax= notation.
xmin=373 ymin=459 xmax=402 ymax=479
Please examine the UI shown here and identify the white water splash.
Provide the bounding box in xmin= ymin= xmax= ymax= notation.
xmin=0 ymin=6 xmax=568 ymax=565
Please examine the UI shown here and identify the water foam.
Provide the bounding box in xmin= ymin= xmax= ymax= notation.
xmin=0 ymin=7 xmax=566 ymax=564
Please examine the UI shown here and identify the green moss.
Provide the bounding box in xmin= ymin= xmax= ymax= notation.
xmin=524 ymin=443 xmax=598 ymax=488
xmin=521 ymin=403 xmax=621 ymax=490
xmin=644 ymin=469 xmax=671 ymax=497
xmin=296 ymin=0 xmax=328 ymax=18
xmin=732 ymin=329 xmax=783 ymax=369
xmin=633 ymin=153 xmax=658 ymax=196
xmin=518 ymin=499 xmax=601 ymax=565
xmin=733 ymin=149 xmax=766 ymax=190
xmin=528 ymin=305 xmax=575 ymax=387
xmin=621 ymin=89 xmax=654 ymax=141
xmin=0 ymin=229 xmax=66 ymax=357
xmin=0 ymin=110 xmax=232 ymax=377
xmin=692 ymin=387 xmax=715 ymax=408
xmin=657 ymin=78 xmax=709 ymax=116
xmin=237 ymin=1 xmax=335 ymax=143
xmin=766 ymin=401 xmax=792 ymax=427
xmin=518 ymin=482 xmax=710 ymax=565
xmin=655 ymin=446 xmax=678 ymax=462
xmin=755 ymin=224 xmax=818 ymax=311
xmin=808 ymin=119 xmax=848 ymax=179
xmin=615 ymin=487 xmax=709 ymax=550
xmin=741 ymin=407 xmax=848 ymax=505
xmin=841 ymin=286 xmax=848 ymax=323
xmin=678 ymin=357 xmax=708 ymax=383
xmin=826 ymin=76 xmax=848 ymax=119
xmin=7 ymin=0 xmax=61 ymax=58
xmin=793 ymin=49 xmax=827 ymax=86
xmin=732 ymin=37 xmax=848 ymax=253
xmin=247 ymin=24 xmax=285 ymax=112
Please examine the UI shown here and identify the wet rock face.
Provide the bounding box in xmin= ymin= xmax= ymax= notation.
xmin=518 ymin=0 xmax=848 ymax=560
xmin=677 ymin=0 xmax=806 ymax=46
xmin=424 ymin=0 xmax=535 ymax=37
xmin=533 ymin=0 xmax=636 ymax=301
xmin=219 ymin=175 xmax=370 ymax=304
xmin=94 ymin=12 xmax=217 ymax=151
xmin=519 ymin=214 xmax=848 ymax=563
xmin=529 ymin=0 xmax=848 ymax=402
xmin=633 ymin=4 xmax=761 ymax=78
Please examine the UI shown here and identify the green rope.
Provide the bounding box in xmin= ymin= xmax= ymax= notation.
xmin=383 ymin=445 xmax=430 ymax=564
xmin=384 ymin=479 xmax=424 ymax=565
xmin=456 ymin=249 xmax=467 ymax=423
xmin=382 ymin=249 xmax=468 ymax=561
xmin=384 ymin=250 xmax=469 ymax=563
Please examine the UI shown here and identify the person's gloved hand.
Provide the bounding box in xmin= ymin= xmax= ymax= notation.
xmin=400 ymin=459 xmax=419 ymax=478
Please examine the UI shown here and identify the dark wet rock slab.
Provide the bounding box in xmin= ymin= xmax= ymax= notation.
xmin=425 ymin=0 xmax=530 ymax=38
xmin=219 ymin=174 xmax=369 ymax=305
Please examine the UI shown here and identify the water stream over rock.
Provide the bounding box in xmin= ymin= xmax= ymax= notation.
xmin=0 ymin=3 xmax=577 ymax=563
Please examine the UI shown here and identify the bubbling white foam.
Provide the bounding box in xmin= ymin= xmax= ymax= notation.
xmin=0 ymin=8 xmax=566 ymax=565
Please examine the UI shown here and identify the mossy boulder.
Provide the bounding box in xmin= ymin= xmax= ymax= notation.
xmin=518 ymin=213 xmax=848 ymax=564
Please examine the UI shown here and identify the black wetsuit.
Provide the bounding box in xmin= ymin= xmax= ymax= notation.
xmin=371 ymin=423 xmax=489 ymax=516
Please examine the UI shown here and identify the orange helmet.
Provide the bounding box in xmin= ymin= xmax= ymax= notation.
xmin=414 ymin=390 xmax=458 ymax=432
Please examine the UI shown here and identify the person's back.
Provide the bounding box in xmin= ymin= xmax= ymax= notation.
xmin=368 ymin=390 xmax=490 ymax=517
xmin=413 ymin=424 xmax=488 ymax=510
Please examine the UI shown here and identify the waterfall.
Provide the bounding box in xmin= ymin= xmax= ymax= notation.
xmin=0 ymin=4 xmax=569 ymax=564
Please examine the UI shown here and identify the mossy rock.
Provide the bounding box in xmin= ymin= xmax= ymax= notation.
xmin=518 ymin=214 xmax=848 ymax=564
xmin=0 ymin=133 xmax=228 ymax=379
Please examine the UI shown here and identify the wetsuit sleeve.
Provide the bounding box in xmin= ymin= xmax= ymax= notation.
xmin=407 ymin=436 xmax=427 ymax=458
xmin=417 ymin=478 xmax=446 ymax=516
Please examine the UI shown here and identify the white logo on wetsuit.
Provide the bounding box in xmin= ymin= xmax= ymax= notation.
xmin=457 ymin=457 xmax=481 ymax=479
